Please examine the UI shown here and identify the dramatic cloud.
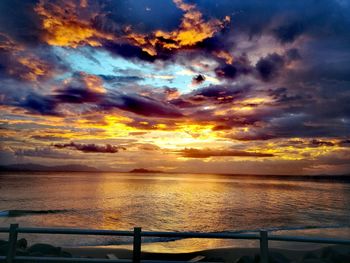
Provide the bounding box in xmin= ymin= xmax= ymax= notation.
xmin=215 ymin=55 xmax=252 ymax=79
xmin=34 ymin=0 xmax=115 ymax=48
xmin=54 ymin=72 xmax=106 ymax=103
xmin=102 ymin=93 xmax=184 ymax=118
xmin=1 ymin=0 xmax=350 ymax=174
xmin=31 ymin=135 xmax=65 ymax=141
xmin=308 ymin=139 xmax=335 ymax=148
xmin=15 ymin=147 xmax=76 ymax=159
xmin=273 ymin=22 xmax=305 ymax=44
xmin=256 ymin=53 xmax=285 ymax=81
xmin=192 ymin=74 xmax=205 ymax=85
xmin=54 ymin=142 xmax=124 ymax=153
xmin=179 ymin=148 xmax=274 ymax=158
xmin=18 ymin=93 xmax=58 ymax=116
xmin=32 ymin=0 xmax=231 ymax=61
xmin=185 ymin=84 xmax=249 ymax=105
xmin=255 ymin=49 xmax=301 ymax=81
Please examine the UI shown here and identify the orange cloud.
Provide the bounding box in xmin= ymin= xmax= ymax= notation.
xmin=76 ymin=72 xmax=106 ymax=94
xmin=0 ymin=33 xmax=51 ymax=81
xmin=15 ymin=56 xmax=51 ymax=81
xmin=213 ymin=50 xmax=234 ymax=65
xmin=34 ymin=0 xmax=114 ymax=47
xmin=34 ymin=0 xmax=230 ymax=57
xmin=179 ymin=147 xmax=275 ymax=158
xmin=154 ymin=1 xmax=230 ymax=48
xmin=126 ymin=0 xmax=231 ymax=56
xmin=0 ymin=33 xmax=23 ymax=52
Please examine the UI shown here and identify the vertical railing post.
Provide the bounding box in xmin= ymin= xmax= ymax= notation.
xmin=6 ymin=224 xmax=19 ymax=263
xmin=133 ymin=227 xmax=142 ymax=263
xmin=260 ymin=230 xmax=269 ymax=263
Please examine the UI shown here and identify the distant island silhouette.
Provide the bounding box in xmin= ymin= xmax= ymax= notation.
xmin=1 ymin=163 xmax=349 ymax=183
xmin=129 ymin=168 xmax=163 ymax=173
xmin=0 ymin=163 xmax=99 ymax=172
xmin=0 ymin=164 xmax=163 ymax=173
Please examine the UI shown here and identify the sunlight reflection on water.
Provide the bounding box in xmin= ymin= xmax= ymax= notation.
xmin=0 ymin=172 xmax=349 ymax=251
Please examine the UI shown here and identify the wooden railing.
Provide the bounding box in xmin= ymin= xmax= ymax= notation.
xmin=0 ymin=224 xmax=349 ymax=263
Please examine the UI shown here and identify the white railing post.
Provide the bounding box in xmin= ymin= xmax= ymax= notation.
xmin=260 ymin=230 xmax=269 ymax=263
xmin=6 ymin=223 xmax=19 ymax=263
xmin=133 ymin=227 xmax=142 ymax=263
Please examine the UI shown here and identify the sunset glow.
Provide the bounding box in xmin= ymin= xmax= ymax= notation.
xmin=0 ymin=0 xmax=349 ymax=175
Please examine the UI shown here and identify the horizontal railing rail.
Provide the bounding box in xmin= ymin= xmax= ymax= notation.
xmin=0 ymin=257 xmax=222 ymax=263
xmin=0 ymin=227 xmax=134 ymax=236
xmin=267 ymin=234 xmax=350 ymax=245
xmin=0 ymin=224 xmax=349 ymax=263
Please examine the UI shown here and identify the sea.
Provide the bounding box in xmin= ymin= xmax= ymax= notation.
xmin=0 ymin=172 xmax=349 ymax=252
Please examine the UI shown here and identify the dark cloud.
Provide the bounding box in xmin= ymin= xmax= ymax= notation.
xmin=215 ymin=55 xmax=252 ymax=79
xmin=309 ymin=139 xmax=335 ymax=147
xmin=98 ymin=74 xmax=144 ymax=83
xmin=338 ymin=140 xmax=350 ymax=148
xmin=54 ymin=86 xmax=103 ymax=104
xmin=0 ymin=0 xmax=42 ymax=45
xmin=255 ymin=53 xmax=285 ymax=82
xmin=267 ymin=87 xmax=309 ymax=103
xmin=231 ymin=113 xmax=350 ymax=141
xmin=192 ymin=74 xmax=206 ymax=85
xmin=53 ymin=71 xmax=105 ymax=103
xmin=31 ymin=135 xmax=65 ymax=141
xmin=273 ymin=22 xmax=305 ymax=43
xmin=179 ymin=148 xmax=274 ymax=158
xmin=101 ymin=93 xmax=183 ymax=118
xmin=169 ymin=98 xmax=196 ymax=108
xmin=103 ymin=42 xmax=158 ymax=62
xmin=198 ymin=0 xmax=350 ymax=41
xmin=7 ymin=82 xmax=184 ymax=119
xmin=285 ymin=48 xmax=301 ymax=61
xmin=15 ymin=147 xmax=75 ymax=159
xmin=215 ymin=65 xmax=237 ymax=79
xmin=255 ymin=49 xmax=301 ymax=82
xmin=188 ymin=84 xmax=249 ymax=104
xmin=100 ymin=0 xmax=183 ymax=33
xmin=7 ymin=72 xmax=105 ymax=115
xmin=18 ymin=93 xmax=58 ymax=116
xmin=54 ymin=142 xmax=125 ymax=153
xmin=276 ymin=139 xmax=345 ymax=149
xmin=285 ymin=48 xmax=302 ymax=61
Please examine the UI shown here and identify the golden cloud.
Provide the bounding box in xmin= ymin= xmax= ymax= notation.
xmin=125 ymin=0 xmax=231 ymax=56
xmin=35 ymin=0 xmax=230 ymax=57
xmin=34 ymin=0 xmax=114 ymax=47
xmin=0 ymin=33 xmax=23 ymax=52
xmin=15 ymin=56 xmax=51 ymax=81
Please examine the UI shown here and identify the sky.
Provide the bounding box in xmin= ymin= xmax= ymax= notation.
xmin=0 ymin=0 xmax=350 ymax=175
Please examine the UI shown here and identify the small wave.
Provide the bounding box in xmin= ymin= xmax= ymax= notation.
xmin=233 ymin=224 xmax=350 ymax=233
xmin=45 ymin=225 xmax=350 ymax=247
xmin=0 ymin=209 xmax=70 ymax=217
xmin=73 ymin=236 xmax=185 ymax=247
xmin=68 ymin=233 xmax=215 ymax=247
xmin=100 ymin=225 xmax=350 ymax=246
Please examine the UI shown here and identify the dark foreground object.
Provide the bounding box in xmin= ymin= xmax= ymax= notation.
xmin=1 ymin=239 xmax=350 ymax=263
xmin=232 ymin=247 xmax=350 ymax=263
xmin=0 ymin=238 xmax=72 ymax=258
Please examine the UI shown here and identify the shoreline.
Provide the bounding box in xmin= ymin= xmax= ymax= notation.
xmin=63 ymin=245 xmax=350 ymax=262
xmin=1 ymin=170 xmax=350 ymax=183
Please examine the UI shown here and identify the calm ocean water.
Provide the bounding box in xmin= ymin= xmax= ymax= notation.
xmin=0 ymin=172 xmax=349 ymax=252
